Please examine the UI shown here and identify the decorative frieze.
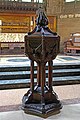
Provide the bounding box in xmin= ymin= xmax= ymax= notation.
xmin=0 ymin=33 xmax=25 ymax=42
xmin=59 ymin=13 xmax=80 ymax=19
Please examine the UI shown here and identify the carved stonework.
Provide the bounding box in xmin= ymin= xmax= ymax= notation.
xmin=0 ymin=1 xmax=41 ymax=13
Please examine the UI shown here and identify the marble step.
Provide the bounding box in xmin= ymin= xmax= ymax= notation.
xmin=0 ymin=68 xmax=80 ymax=80
xmin=0 ymin=64 xmax=80 ymax=72
xmin=0 ymin=75 xmax=80 ymax=89
xmin=0 ymin=75 xmax=80 ymax=84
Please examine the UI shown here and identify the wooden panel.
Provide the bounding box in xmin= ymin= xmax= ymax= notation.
xmin=0 ymin=13 xmax=57 ymax=33
xmin=73 ymin=43 xmax=80 ymax=47
xmin=1 ymin=43 xmax=9 ymax=47
xmin=0 ymin=13 xmax=35 ymax=33
xmin=48 ymin=16 xmax=57 ymax=32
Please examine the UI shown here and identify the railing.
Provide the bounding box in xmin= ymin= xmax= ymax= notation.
xmin=0 ymin=1 xmax=43 ymax=13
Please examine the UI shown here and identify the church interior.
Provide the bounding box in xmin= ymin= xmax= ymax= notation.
xmin=0 ymin=0 xmax=80 ymax=120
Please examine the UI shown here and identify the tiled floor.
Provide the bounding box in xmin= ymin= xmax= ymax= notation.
xmin=0 ymin=54 xmax=80 ymax=67
xmin=0 ymin=104 xmax=80 ymax=120
xmin=0 ymin=85 xmax=80 ymax=107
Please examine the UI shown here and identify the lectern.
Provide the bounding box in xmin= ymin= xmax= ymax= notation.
xmin=22 ymin=8 xmax=62 ymax=117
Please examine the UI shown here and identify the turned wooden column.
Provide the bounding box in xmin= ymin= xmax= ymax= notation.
xmin=48 ymin=60 xmax=53 ymax=92
xmin=40 ymin=62 xmax=45 ymax=103
xmin=30 ymin=60 xmax=34 ymax=92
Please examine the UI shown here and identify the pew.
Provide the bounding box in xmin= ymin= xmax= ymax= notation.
xmin=64 ymin=33 xmax=80 ymax=55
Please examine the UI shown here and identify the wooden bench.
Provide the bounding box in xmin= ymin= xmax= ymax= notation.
xmin=0 ymin=42 xmax=24 ymax=55
xmin=64 ymin=33 xmax=80 ymax=55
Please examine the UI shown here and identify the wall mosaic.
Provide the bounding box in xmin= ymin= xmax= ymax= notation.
xmin=0 ymin=33 xmax=26 ymax=42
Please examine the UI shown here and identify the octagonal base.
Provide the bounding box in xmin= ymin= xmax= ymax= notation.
xmin=22 ymin=100 xmax=62 ymax=118
xmin=22 ymin=86 xmax=62 ymax=117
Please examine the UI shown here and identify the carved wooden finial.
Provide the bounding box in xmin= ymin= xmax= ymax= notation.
xmin=36 ymin=7 xmax=48 ymax=27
